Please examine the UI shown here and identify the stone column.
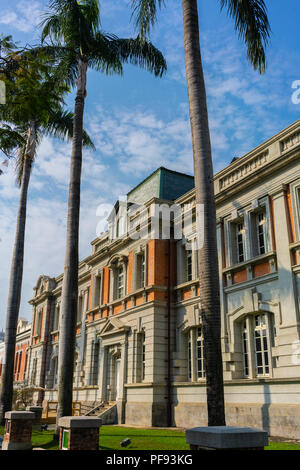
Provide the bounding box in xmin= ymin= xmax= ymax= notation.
xmin=109 ymin=268 xmax=115 ymax=303
xmin=192 ymin=240 xmax=198 ymax=280
xmin=132 ymin=252 xmax=137 ymax=291
xmin=271 ymin=186 xmax=298 ymax=326
xmin=216 ymin=220 xmax=227 ymax=340
xmin=177 ymin=241 xmax=183 ymax=285
xmin=91 ymin=273 xmax=97 ymax=307
xmin=98 ymin=343 xmax=107 ymax=402
xmin=117 ymin=339 xmax=127 ymax=424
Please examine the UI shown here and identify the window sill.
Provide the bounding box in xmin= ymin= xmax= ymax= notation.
xmin=223 ymin=251 xmax=276 ymax=273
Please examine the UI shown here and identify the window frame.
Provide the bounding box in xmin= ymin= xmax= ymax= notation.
xmin=236 ymin=222 xmax=246 ymax=263
xmin=187 ymin=326 xmax=206 ymax=382
xmin=240 ymin=312 xmax=274 ymax=379
xmin=186 ymin=249 xmax=193 ymax=282
xmin=117 ymin=266 xmax=124 ymax=299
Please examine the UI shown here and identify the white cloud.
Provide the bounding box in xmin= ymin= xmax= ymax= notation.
xmin=0 ymin=1 xmax=43 ymax=33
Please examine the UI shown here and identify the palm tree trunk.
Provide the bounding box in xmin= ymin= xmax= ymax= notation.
xmin=0 ymin=122 xmax=36 ymax=423
xmin=181 ymin=0 xmax=226 ymax=426
xmin=56 ymin=59 xmax=87 ymax=431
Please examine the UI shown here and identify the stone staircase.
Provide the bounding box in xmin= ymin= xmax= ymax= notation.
xmin=82 ymin=401 xmax=117 ymax=424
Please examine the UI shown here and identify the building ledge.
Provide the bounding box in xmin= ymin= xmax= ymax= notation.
xmin=222 ymin=251 xmax=276 ymax=274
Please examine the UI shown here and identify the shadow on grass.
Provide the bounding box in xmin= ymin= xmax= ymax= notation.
xmin=35 ymin=439 xmax=59 ymax=450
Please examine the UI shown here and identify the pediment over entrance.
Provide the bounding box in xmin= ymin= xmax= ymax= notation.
xmin=98 ymin=317 xmax=130 ymax=337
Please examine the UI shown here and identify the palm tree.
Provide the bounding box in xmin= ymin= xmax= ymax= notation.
xmin=39 ymin=0 xmax=166 ymax=425
xmin=131 ymin=0 xmax=270 ymax=426
xmin=0 ymin=50 xmax=93 ymax=423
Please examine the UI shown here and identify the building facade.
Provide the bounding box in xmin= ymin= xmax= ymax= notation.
xmin=2 ymin=120 xmax=300 ymax=437
xmin=0 ymin=319 xmax=31 ymax=383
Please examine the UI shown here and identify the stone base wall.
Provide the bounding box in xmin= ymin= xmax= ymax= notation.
xmin=125 ymin=402 xmax=169 ymax=427
xmin=173 ymin=402 xmax=300 ymax=440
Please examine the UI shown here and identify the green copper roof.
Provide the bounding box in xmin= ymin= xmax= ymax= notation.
xmin=127 ymin=167 xmax=194 ymax=205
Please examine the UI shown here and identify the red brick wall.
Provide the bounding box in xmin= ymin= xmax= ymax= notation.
xmin=102 ymin=266 xmax=110 ymax=304
xmin=14 ymin=343 xmax=29 ymax=381
xmin=147 ymin=239 xmax=169 ymax=287
xmin=232 ymin=269 xmax=247 ymax=284
xmin=253 ymin=261 xmax=270 ymax=278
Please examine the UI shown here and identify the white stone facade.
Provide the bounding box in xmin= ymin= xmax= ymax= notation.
xmin=3 ymin=119 xmax=300 ymax=438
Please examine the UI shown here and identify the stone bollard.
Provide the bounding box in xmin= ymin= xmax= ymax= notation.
xmin=2 ymin=411 xmax=35 ymax=450
xmin=58 ymin=416 xmax=102 ymax=451
xmin=27 ymin=406 xmax=43 ymax=425
xmin=186 ymin=426 xmax=268 ymax=451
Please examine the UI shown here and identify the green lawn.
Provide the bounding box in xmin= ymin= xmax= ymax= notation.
xmin=1 ymin=425 xmax=300 ymax=450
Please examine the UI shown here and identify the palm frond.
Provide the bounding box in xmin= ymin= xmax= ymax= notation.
xmin=88 ymin=32 xmax=123 ymax=75
xmin=80 ymin=0 xmax=101 ymax=35
xmin=0 ymin=125 xmax=26 ymax=158
xmin=89 ymin=35 xmax=167 ymax=77
xmin=131 ymin=0 xmax=165 ymax=39
xmin=0 ymin=35 xmax=18 ymax=55
xmin=111 ymin=37 xmax=167 ymax=77
xmin=45 ymin=109 xmax=95 ymax=149
xmin=220 ymin=0 xmax=270 ymax=73
xmin=15 ymin=143 xmax=27 ymax=187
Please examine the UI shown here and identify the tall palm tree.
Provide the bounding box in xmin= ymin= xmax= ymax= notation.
xmin=0 ymin=50 xmax=93 ymax=423
xmin=39 ymin=0 xmax=166 ymax=425
xmin=131 ymin=0 xmax=270 ymax=426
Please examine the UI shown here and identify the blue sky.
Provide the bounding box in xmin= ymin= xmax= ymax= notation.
xmin=0 ymin=0 xmax=300 ymax=328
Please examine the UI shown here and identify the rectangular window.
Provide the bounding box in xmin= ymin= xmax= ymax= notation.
xmin=54 ymin=304 xmax=59 ymax=331
xmin=236 ymin=223 xmax=245 ymax=263
xmin=196 ymin=327 xmax=205 ymax=379
xmin=188 ymin=337 xmax=191 ymax=380
xmin=94 ymin=276 xmax=101 ymax=306
xmin=117 ymin=267 xmax=124 ymax=298
xmin=256 ymin=212 xmax=266 ymax=255
xmin=136 ymin=331 xmax=146 ymax=382
xmin=188 ymin=327 xmax=205 ymax=381
xmin=141 ymin=255 xmax=145 ymax=288
xmin=136 ymin=253 xmax=146 ymax=289
xmin=53 ymin=357 xmax=58 ymax=387
xmin=242 ymin=321 xmax=249 ymax=377
xmin=254 ymin=314 xmax=269 ymax=376
xmin=142 ymin=337 xmax=146 ymax=381
xmin=186 ymin=250 xmax=192 ymax=281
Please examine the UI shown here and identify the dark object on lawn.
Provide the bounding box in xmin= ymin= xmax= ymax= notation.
xmin=120 ymin=438 xmax=131 ymax=447
xmin=41 ymin=424 xmax=48 ymax=432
